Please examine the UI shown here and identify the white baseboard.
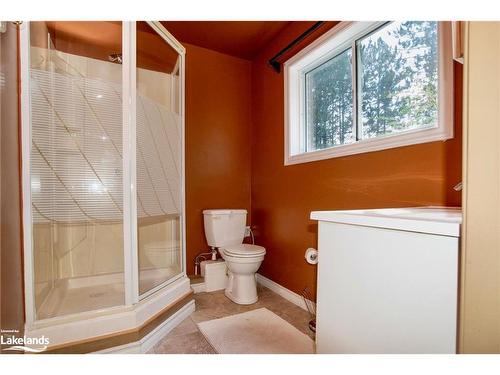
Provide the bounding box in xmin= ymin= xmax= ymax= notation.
xmin=95 ymin=341 xmax=142 ymax=354
xmin=255 ymin=273 xmax=316 ymax=313
xmin=95 ymin=299 xmax=196 ymax=354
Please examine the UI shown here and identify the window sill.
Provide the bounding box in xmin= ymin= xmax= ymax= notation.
xmin=284 ymin=125 xmax=453 ymax=166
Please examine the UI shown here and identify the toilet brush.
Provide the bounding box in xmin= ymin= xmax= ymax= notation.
xmin=301 ymin=287 xmax=316 ymax=333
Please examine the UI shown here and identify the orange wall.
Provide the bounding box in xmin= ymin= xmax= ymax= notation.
xmin=184 ymin=43 xmax=252 ymax=273
xmin=250 ymin=22 xmax=463 ymax=299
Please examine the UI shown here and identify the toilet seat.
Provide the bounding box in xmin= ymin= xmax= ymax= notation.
xmin=222 ymin=244 xmax=266 ymax=257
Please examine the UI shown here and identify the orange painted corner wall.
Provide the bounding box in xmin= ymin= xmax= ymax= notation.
xmin=250 ymin=22 xmax=463 ymax=300
xmin=184 ymin=43 xmax=252 ymax=274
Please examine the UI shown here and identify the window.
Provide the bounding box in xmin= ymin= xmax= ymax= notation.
xmin=285 ymin=21 xmax=453 ymax=165
xmin=305 ymin=48 xmax=353 ymax=151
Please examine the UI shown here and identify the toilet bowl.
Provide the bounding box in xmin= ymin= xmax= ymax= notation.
xmin=203 ymin=209 xmax=266 ymax=304
xmin=219 ymin=244 xmax=266 ymax=304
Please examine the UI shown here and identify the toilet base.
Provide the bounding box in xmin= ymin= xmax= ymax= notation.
xmin=224 ymin=272 xmax=259 ymax=305
xmin=224 ymin=289 xmax=258 ymax=305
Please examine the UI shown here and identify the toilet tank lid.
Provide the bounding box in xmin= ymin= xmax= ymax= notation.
xmin=203 ymin=209 xmax=247 ymax=215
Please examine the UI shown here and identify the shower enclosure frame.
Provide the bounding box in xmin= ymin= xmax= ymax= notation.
xmin=20 ymin=21 xmax=191 ymax=348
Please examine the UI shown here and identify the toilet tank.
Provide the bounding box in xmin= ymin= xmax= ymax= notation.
xmin=203 ymin=209 xmax=247 ymax=248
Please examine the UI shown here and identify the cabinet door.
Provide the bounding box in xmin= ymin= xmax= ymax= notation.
xmin=316 ymin=221 xmax=459 ymax=353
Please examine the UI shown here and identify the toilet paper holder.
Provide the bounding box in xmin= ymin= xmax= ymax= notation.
xmin=305 ymin=248 xmax=318 ymax=265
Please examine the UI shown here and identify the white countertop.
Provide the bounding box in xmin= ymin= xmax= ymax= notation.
xmin=310 ymin=207 xmax=462 ymax=237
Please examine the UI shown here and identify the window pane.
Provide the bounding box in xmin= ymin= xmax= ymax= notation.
xmin=305 ymin=49 xmax=353 ymax=151
xmin=357 ymin=21 xmax=438 ymax=139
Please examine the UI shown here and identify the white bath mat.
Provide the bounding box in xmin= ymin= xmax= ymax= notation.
xmin=197 ymin=308 xmax=315 ymax=354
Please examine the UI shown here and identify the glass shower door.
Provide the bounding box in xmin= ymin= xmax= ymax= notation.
xmin=24 ymin=21 xmax=185 ymax=323
xmin=28 ymin=21 xmax=125 ymax=319
xmin=135 ymin=22 xmax=183 ymax=296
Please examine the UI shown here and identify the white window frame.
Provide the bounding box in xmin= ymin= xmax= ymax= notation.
xmin=284 ymin=21 xmax=454 ymax=166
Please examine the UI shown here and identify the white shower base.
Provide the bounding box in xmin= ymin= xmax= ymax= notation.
xmin=37 ymin=267 xmax=181 ymax=320
xmin=26 ymin=275 xmax=192 ymax=352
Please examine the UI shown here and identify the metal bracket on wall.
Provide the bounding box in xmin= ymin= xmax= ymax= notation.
xmin=267 ymin=21 xmax=326 ymax=73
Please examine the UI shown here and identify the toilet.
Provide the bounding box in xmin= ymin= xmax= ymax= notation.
xmin=203 ymin=209 xmax=266 ymax=304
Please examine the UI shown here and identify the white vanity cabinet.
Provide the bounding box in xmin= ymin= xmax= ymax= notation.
xmin=311 ymin=207 xmax=461 ymax=354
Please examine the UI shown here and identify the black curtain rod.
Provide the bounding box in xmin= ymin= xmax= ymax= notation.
xmin=268 ymin=21 xmax=326 ymax=73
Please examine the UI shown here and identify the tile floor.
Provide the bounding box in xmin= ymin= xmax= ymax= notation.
xmin=149 ymin=284 xmax=315 ymax=354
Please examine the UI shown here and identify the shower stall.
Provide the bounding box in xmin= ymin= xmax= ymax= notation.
xmin=20 ymin=21 xmax=191 ymax=351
